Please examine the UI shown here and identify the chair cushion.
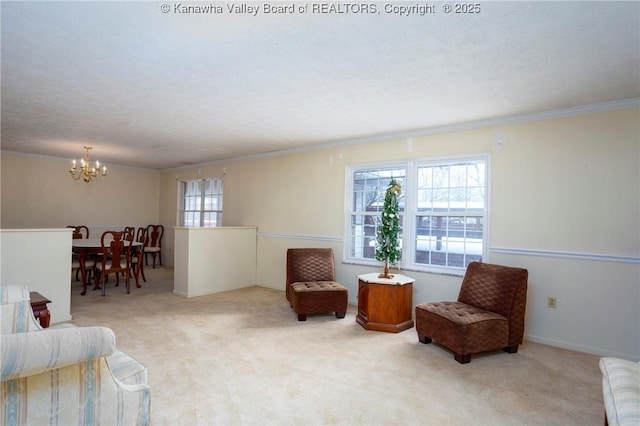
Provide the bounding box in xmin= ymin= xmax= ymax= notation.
xmin=415 ymin=301 xmax=509 ymax=355
xmin=417 ymin=301 xmax=506 ymax=325
xmin=291 ymin=281 xmax=347 ymax=293
xmin=72 ymin=259 xmax=95 ymax=268
xmin=290 ymin=281 xmax=348 ymax=315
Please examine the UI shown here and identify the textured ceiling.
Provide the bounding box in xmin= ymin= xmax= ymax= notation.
xmin=2 ymin=1 xmax=639 ymax=170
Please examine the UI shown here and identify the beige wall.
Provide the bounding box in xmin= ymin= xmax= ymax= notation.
xmin=161 ymin=106 xmax=640 ymax=359
xmin=1 ymin=153 xmax=161 ymax=229
xmin=173 ymin=227 xmax=257 ymax=297
xmin=1 ymin=229 xmax=73 ymax=325
xmin=490 ymin=110 xmax=639 ymax=254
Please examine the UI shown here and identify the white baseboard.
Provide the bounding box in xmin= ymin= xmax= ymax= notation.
xmin=525 ymin=334 xmax=638 ymax=360
xmin=172 ymin=289 xmax=188 ymax=298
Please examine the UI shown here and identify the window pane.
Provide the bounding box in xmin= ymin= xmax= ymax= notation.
xmin=187 ymin=196 xmax=199 ymax=211
xmin=350 ymin=214 xmax=378 ymax=259
xmin=352 ymin=167 xmax=405 ymax=213
xmin=182 ymin=211 xmax=198 ymax=227
xmin=449 ymin=164 xmax=467 ymax=187
xmin=432 ymin=166 xmax=449 ymax=189
xmin=413 ymin=159 xmax=486 ymax=269
xmin=178 ymin=178 xmax=223 ymax=227
xmin=185 ymin=180 xmax=201 ymax=196
xmin=203 ymin=212 xmax=220 ymax=227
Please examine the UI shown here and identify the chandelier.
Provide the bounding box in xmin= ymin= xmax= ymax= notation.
xmin=69 ymin=146 xmax=107 ymax=183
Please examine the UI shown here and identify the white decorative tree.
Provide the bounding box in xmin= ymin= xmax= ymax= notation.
xmin=375 ymin=178 xmax=402 ymax=278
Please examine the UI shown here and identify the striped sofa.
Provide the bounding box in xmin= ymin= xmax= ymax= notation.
xmin=599 ymin=357 xmax=640 ymax=426
xmin=1 ymin=284 xmax=150 ymax=425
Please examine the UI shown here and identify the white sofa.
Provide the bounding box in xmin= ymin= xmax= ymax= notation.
xmin=599 ymin=357 xmax=640 ymax=426
xmin=1 ymin=284 xmax=150 ymax=425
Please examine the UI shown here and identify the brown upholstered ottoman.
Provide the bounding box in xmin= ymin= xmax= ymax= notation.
xmin=290 ymin=280 xmax=348 ymax=321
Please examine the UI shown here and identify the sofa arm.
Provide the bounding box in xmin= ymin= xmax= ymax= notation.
xmin=108 ymin=348 xmax=149 ymax=386
xmin=1 ymin=326 xmax=115 ymax=381
xmin=599 ymin=357 xmax=640 ymax=426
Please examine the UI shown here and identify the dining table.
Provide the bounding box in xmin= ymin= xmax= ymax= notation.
xmin=72 ymin=238 xmax=142 ymax=295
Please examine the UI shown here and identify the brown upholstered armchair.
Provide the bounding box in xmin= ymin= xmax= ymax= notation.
xmin=415 ymin=261 xmax=528 ymax=364
xmin=286 ymin=248 xmax=348 ymax=321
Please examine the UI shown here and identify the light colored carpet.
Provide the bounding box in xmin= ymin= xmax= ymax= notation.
xmin=68 ymin=267 xmax=604 ymax=426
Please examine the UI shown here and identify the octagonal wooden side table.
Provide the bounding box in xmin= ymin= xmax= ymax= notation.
xmin=356 ymin=273 xmax=414 ymax=333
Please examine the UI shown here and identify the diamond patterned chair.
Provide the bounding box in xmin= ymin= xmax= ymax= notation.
xmin=286 ymin=248 xmax=348 ymax=321
xmin=415 ymin=261 xmax=528 ymax=364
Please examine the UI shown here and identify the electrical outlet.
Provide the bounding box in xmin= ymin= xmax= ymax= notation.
xmin=547 ymin=296 xmax=557 ymax=309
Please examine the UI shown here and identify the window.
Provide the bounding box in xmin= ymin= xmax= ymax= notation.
xmin=346 ymin=156 xmax=488 ymax=273
xmin=178 ymin=178 xmax=223 ymax=227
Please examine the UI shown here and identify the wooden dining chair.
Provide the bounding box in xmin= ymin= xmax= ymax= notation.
xmin=96 ymin=231 xmax=134 ymax=296
xmin=113 ymin=227 xmax=136 ymax=282
xmin=68 ymin=225 xmax=93 ymax=286
xmin=135 ymin=226 xmax=145 ymax=244
xmin=130 ymin=227 xmax=148 ymax=286
xmin=67 ymin=225 xmax=89 ymax=239
xmin=144 ymin=224 xmax=164 ymax=268
xmin=123 ymin=227 xmax=135 ymax=240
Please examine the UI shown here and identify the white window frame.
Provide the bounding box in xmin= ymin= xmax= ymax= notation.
xmin=177 ymin=178 xmax=223 ymax=227
xmin=344 ymin=154 xmax=489 ymax=275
